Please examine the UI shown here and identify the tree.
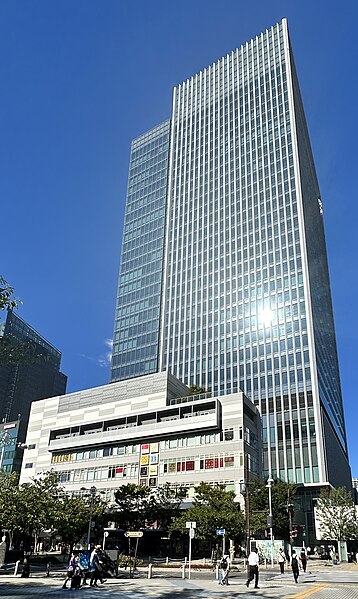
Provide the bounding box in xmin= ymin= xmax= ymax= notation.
xmin=15 ymin=471 xmax=60 ymax=549
xmin=145 ymin=483 xmax=187 ymax=530
xmin=0 ymin=276 xmax=18 ymax=311
xmin=114 ymin=483 xmax=152 ymax=530
xmin=315 ymin=487 xmax=358 ymax=541
xmin=0 ymin=275 xmax=46 ymax=365
xmin=0 ymin=471 xmax=59 ymax=549
xmin=170 ymin=482 xmax=245 ymax=544
xmin=0 ymin=470 xmax=108 ymax=550
xmin=248 ymin=480 xmax=296 ymax=542
xmin=189 ymin=384 xmax=207 ymax=395
xmin=0 ymin=471 xmax=21 ymax=547
xmin=54 ymin=493 xmax=106 ymax=551
xmin=114 ymin=483 xmax=187 ymax=531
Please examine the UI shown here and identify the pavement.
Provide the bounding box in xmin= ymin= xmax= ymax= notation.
xmin=0 ymin=561 xmax=357 ymax=599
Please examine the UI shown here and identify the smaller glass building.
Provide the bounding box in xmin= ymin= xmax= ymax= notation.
xmin=0 ymin=420 xmax=20 ymax=473
xmin=0 ymin=310 xmax=67 ymax=448
xmin=111 ymin=121 xmax=170 ymax=381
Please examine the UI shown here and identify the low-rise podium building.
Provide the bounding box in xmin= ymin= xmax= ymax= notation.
xmin=20 ymin=372 xmax=261 ymax=503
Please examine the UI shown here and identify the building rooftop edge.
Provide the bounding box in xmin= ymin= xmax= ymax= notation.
xmin=173 ymin=18 xmax=287 ymax=90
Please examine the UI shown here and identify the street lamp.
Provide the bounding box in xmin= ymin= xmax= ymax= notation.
xmin=81 ymin=486 xmax=97 ymax=549
xmin=286 ymin=493 xmax=294 ymax=555
xmin=265 ymin=477 xmax=274 ymax=567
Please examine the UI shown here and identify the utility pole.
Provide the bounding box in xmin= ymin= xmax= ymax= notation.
xmin=266 ymin=477 xmax=274 ymax=566
xmin=287 ymin=489 xmax=294 ymax=556
xmin=245 ymin=484 xmax=250 ymax=556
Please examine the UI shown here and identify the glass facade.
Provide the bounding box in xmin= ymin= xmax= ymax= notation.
xmin=0 ymin=420 xmax=20 ymax=473
xmin=111 ymin=121 xmax=170 ymax=381
xmin=111 ymin=20 xmax=350 ymax=488
xmin=0 ymin=311 xmax=67 ymax=458
xmin=159 ymin=21 xmax=318 ymax=482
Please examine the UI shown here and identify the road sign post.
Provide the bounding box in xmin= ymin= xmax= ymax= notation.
xmin=124 ymin=532 xmax=143 ymax=577
xmin=216 ymin=528 xmax=226 ymax=556
xmin=102 ymin=530 xmax=109 ymax=551
xmin=186 ymin=521 xmax=196 ymax=579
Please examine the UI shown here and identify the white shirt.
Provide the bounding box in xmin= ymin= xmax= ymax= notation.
xmin=278 ymin=551 xmax=285 ymax=562
xmin=248 ymin=552 xmax=259 ymax=566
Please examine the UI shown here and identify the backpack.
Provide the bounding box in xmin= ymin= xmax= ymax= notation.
xmin=291 ymin=556 xmax=298 ymax=568
xmin=220 ymin=557 xmax=228 ymax=569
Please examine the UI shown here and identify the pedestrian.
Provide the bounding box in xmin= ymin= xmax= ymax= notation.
xmin=89 ymin=546 xmax=105 ymax=587
xmin=62 ymin=551 xmax=79 ymax=589
xmin=219 ymin=554 xmax=230 ymax=585
xmin=278 ymin=548 xmax=286 ymax=574
xmin=21 ymin=556 xmax=30 ymax=578
xmin=300 ymin=548 xmax=307 ymax=572
xmin=290 ymin=550 xmax=300 ymax=583
xmin=246 ymin=547 xmax=259 ymax=589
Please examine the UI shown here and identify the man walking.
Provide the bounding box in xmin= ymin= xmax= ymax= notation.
xmin=300 ymin=548 xmax=307 ymax=572
xmin=219 ymin=554 xmax=231 ymax=585
xmin=246 ymin=548 xmax=259 ymax=589
xmin=290 ymin=550 xmax=300 ymax=583
xmin=278 ymin=548 xmax=286 ymax=574
xmin=89 ymin=546 xmax=105 ymax=587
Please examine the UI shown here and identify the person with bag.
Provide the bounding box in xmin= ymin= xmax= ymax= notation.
xmin=219 ymin=554 xmax=230 ymax=585
xmin=290 ymin=550 xmax=300 ymax=583
xmin=278 ymin=548 xmax=286 ymax=574
xmin=62 ymin=551 xmax=79 ymax=589
xmin=89 ymin=546 xmax=105 ymax=587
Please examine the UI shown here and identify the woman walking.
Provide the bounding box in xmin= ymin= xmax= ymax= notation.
xmin=62 ymin=551 xmax=79 ymax=589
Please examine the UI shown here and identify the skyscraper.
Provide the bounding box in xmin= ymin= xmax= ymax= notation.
xmin=111 ymin=19 xmax=350 ymax=490
xmin=0 ymin=310 xmax=67 ymax=453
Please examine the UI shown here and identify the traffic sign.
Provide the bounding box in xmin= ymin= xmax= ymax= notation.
xmin=124 ymin=531 xmax=143 ymax=538
xmin=186 ymin=521 xmax=196 ymax=529
xmin=216 ymin=528 xmax=225 ymax=535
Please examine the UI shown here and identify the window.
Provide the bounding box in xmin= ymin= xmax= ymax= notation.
xmin=4 ymin=451 xmax=15 ymax=460
xmin=108 ymin=466 xmax=116 ymax=479
xmin=224 ymin=428 xmax=234 ymax=441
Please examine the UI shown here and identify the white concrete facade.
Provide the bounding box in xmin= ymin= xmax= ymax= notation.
xmin=20 ymin=372 xmax=261 ymax=504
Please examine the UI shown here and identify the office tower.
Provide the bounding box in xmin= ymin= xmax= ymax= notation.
xmin=111 ymin=19 xmax=350 ymax=491
xmin=0 ymin=310 xmax=67 ymax=453
xmin=111 ymin=121 xmax=170 ymax=382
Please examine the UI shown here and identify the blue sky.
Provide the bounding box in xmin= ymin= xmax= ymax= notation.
xmin=1 ymin=1 xmax=357 ymax=476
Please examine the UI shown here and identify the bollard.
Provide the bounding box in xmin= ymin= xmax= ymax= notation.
xmin=46 ymin=562 xmax=51 ymax=577
xmin=182 ymin=563 xmax=186 ymax=579
xmin=184 ymin=556 xmax=187 ymax=565
xmin=166 ymin=556 xmax=169 ymax=565
xmin=215 ymin=563 xmax=219 ymax=580
xmin=14 ymin=560 xmax=20 ymax=576
xmin=148 ymin=563 xmax=152 ymax=579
